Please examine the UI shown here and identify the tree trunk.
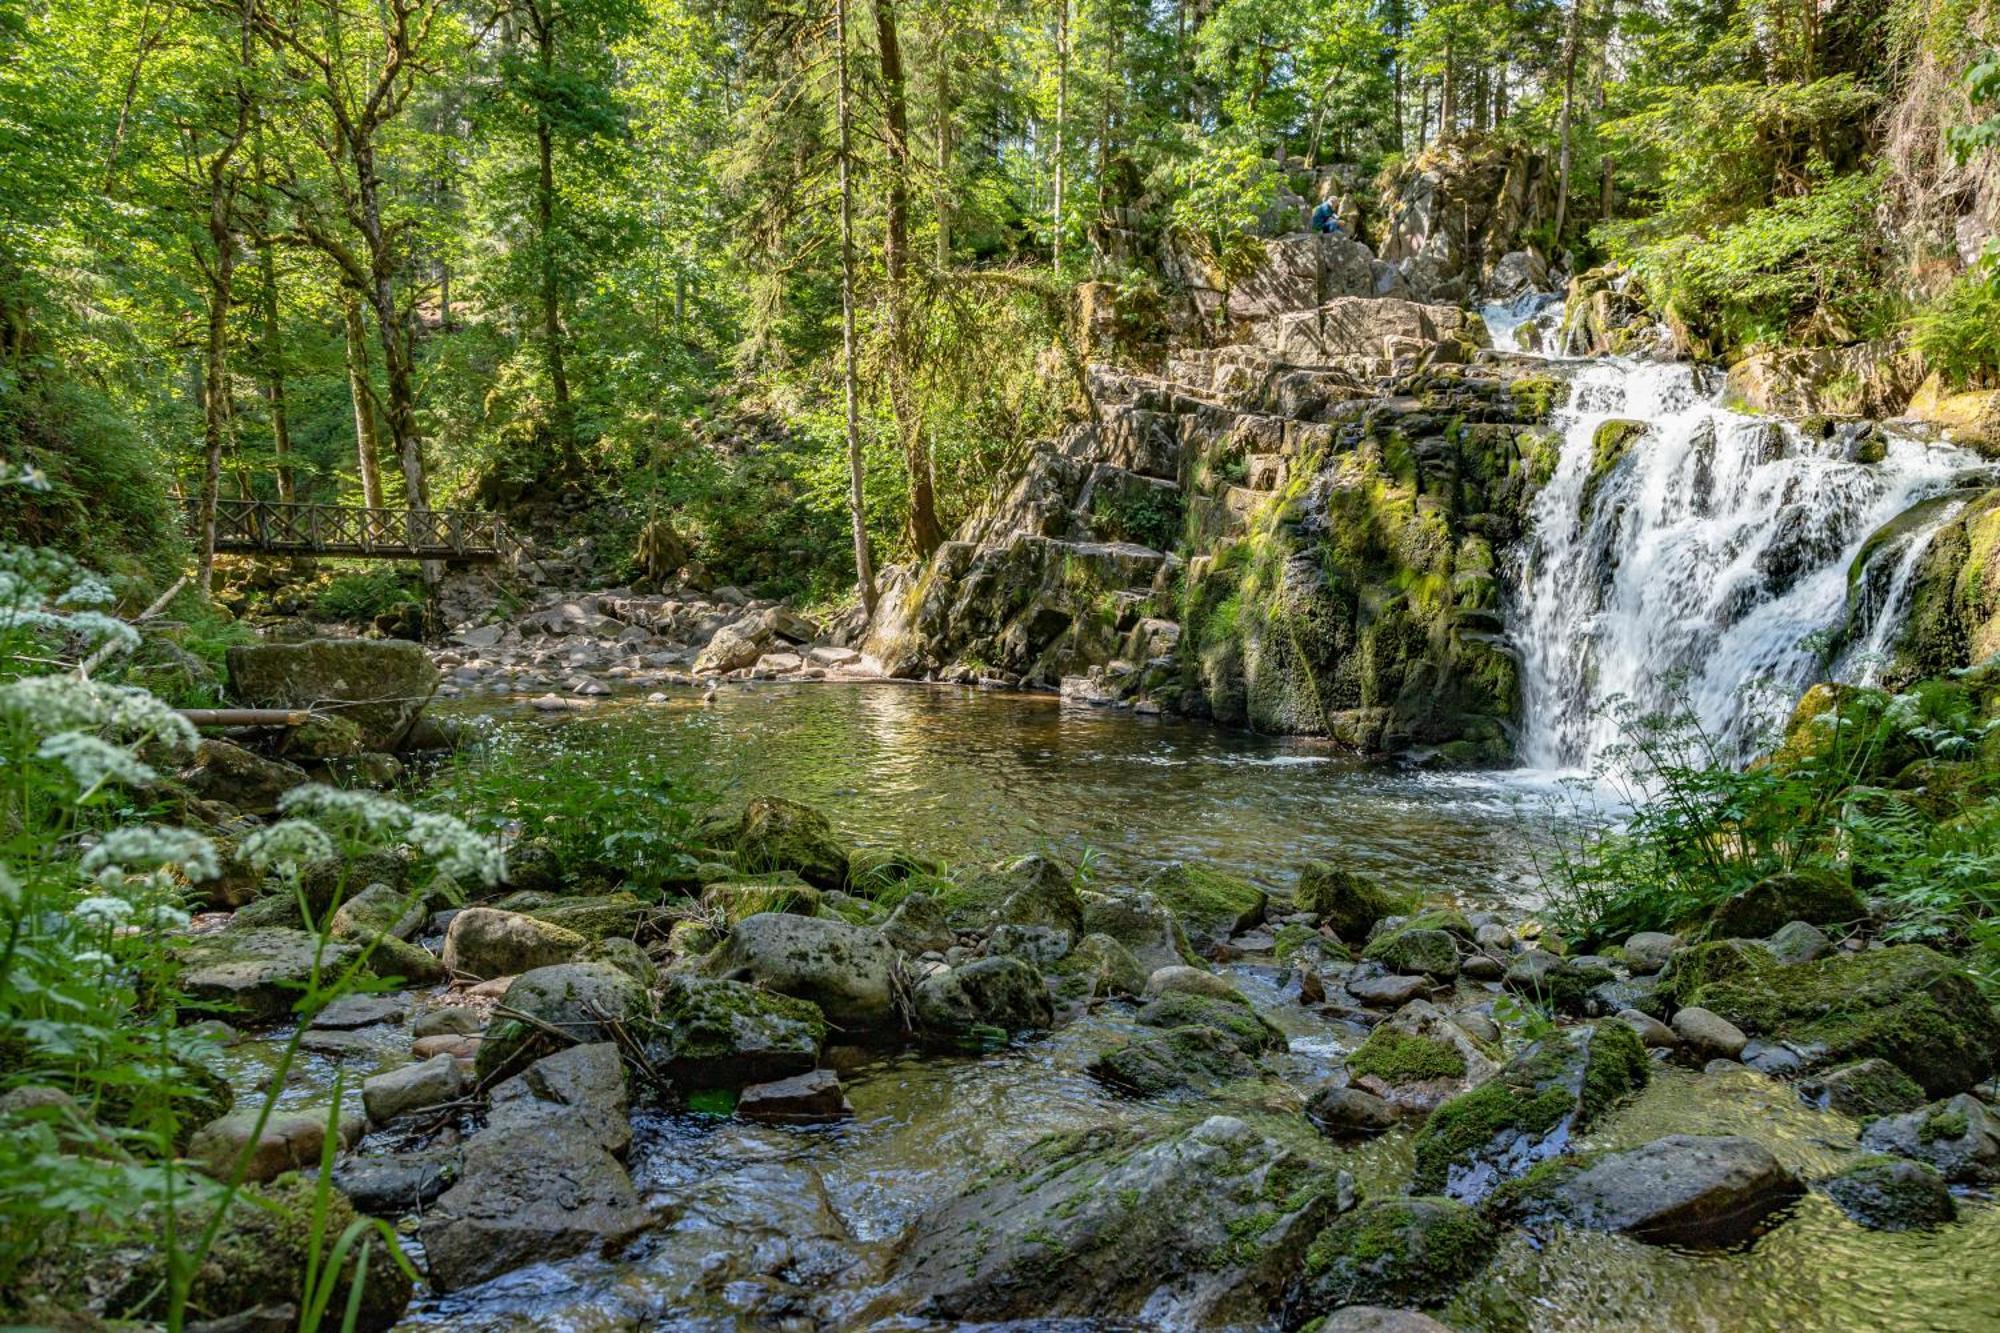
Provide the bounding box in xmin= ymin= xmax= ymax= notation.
xmin=876 ymin=0 xmax=943 ymax=558
xmin=531 ymin=1 xmax=576 ymax=469
xmin=1051 ymin=0 xmax=1069 ymax=271
xmin=1553 ymin=0 xmax=1583 ymax=245
xmin=933 ymin=14 xmax=952 ymax=270
xmin=836 ymin=0 xmax=876 ymax=616
xmin=253 ymin=140 xmax=293 ymax=503
xmin=341 ymin=288 xmax=386 ymax=509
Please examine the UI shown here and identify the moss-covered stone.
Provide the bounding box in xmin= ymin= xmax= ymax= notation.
xmin=1062 ymin=931 xmax=1150 ymax=998
xmin=1361 ymin=925 xmax=1460 ymax=979
xmin=475 ymin=961 xmax=652 ymax=1081
xmin=1579 ymin=418 xmax=1646 ymax=517
xmin=723 ymin=795 xmax=852 ymax=888
xmin=1823 ymin=1157 xmax=1957 ymax=1230
xmin=1799 ymin=1058 xmax=1927 ymax=1118
xmin=1140 ymin=862 xmax=1267 ymax=944
xmin=1410 ymin=1020 xmax=1648 ymax=1200
xmin=1136 ymin=991 xmax=1286 ymax=1053
xmin=1294 ymin=862 xmax=1412 ymax=942
xmin=1292 ymin=1196 xmax=1494 ymax=1314
xmin=1704 ymin=868 xmax=1866 ymax=939
xmin=1089 ymin=1025 xmax=1259 ymax=1096
xmin=700 ymin=879 xmax=822 ymax=924
xmin=640 ymin=975 xmax=826 ymax=1090
xmin=1663 ymin=942 xmax=1999 ymax=1097
xmin=1346 ymin=1029 xmax=1468 ymax=1085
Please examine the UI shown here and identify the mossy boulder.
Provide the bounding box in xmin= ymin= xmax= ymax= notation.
xmin=1494 ymin=1134 xmax=1803 ymax=1248
xmin=1662 ymin=942 xmax=2000 ymax=1097
xmin=1858 ymin=1094 xmax=2000 ymax=1182
xmin=1799 ymin=1058 xmax=1927 ymax=1118
xmin=1079 ymin=889 xmax=1201 ymax=972
xmin=1089 ymin=1024 xmax=1260 ymax=1096
xmin=1290 ymin=1197 xmax=1494 ymax=1315
xmin=1062 ymin=931 xmax=1151 ymax=998
xmin=846 ymin=845 xmax=944 ymax=894
xmin=913 ymin=955 xmax=1055 ymax=1040
xmin=641 ymin=975 xmax=826 ymax=1090
xmin=881 ymin=891 xmax=958 ymax=956
xmin=1579 ymin=418 xmax=1646 ymax=517
xmin=1704 ymin=869 xmax=1866 ymax=939
xmin=226 ymin=637 xmax=439 ymax=751
xmin=1361 ymin=925 xmax=1459 ymax=980
xmin=172 ymin=928 xmax=364 ymax=1026
xmin=521 ymin=891 xmax=656 ymax=941
xmin=1823 ymin=1157 xmax=1957 ymax=1230
xmin=442 ymin=907 xmax=587 ymax=980
xmin=1410 ymin=1020 xmax=1649 ymax=1201
xmin=1140 ymin=862 xmax=1267 ymax=948
xmin=475 ymin=961 xmax=653 ymax=1081
xmin=888 ymin=1115 xmax=1347 ymax=1326
xmin=700 ymin=879 xmax=822 ymax=925
xmin=1136 ymin=991 xmax=1286 ymax=1054
xmin=121 ymin=1173 xmax=413 ymax=1331
xmin=723 ymin=795 xmax=852 ymax=888
xmin=1294 ymin=862 xmax=1413 ymax=942
xmin=965 ymin=854 xmax=1086 ymax=935
xmin=703 ymin=912 xmax=901 ymax=1035
xmin=1346 ymin=1029 xmax=1467 ymax=1086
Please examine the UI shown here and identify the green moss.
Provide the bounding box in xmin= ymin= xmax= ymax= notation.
xmin=1578 ymin=418 xmax=1646 ymax=517
xmin=1347 ymin=1029 xmax=1469 ymax=1085
xmin=700 ymin=879 xmax=821 ymax=924
xmin=1295 ymin=862 xmax=1415 ymax=941
xmin=1298 ymin=1196 xmax=1495 ymax=1309
xmin=1919 ymin=1108 xmax=1970 ymax=1143
xmin=1088 ymin=1024 xmax=1258 ymax=1096
xmin=1135 ymin=991 xmax=1286 ymax=1053
xmin=1140 ymin=862 xmax=1265 ymax=936
xmin=1272 ymin=921 xmax=1318 ymax=962
xmin=1507 ymin=376 xmax=1565 ymax=421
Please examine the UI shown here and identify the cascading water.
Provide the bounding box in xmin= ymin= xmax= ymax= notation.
xmin=1489 ymin=311 xmax=1984 ymax=772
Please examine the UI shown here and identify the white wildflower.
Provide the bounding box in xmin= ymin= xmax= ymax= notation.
xmin=55 ymin=575 xmax=114 ymax=607
xmin=144 ymin=904 xmax=192 ymax=930
xmin=405 ymin=811 xmax=505 ymax=886
xmin=59 ymin=610 xmax=140 ymax=654
xmin=79 ymin=825 xmax=221 ymax=883
xmin=0 ymin=676 xmax=197 ymax=753
xmin=37 ymin=731 xmax=157 ymax=790
xmin=238 ymin=819 xmax=336 ymax=872
xmin=73 ymin=896 xmax=135 ymax=926
xmin=277 ymin=784 xmax=412 ymax=835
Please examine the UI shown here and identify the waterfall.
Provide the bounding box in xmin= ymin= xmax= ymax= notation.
xmin=1492 ymin=336 xmax=1980 ymax=772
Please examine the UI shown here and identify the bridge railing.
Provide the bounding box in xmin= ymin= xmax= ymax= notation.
xmin=186 ymin=498 xmax=522 ymax=563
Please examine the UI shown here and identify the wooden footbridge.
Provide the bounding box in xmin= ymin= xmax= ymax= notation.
xmin=188 ymin=498 xmax=523 ymax=564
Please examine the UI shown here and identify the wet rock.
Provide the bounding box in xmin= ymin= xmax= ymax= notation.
xmin=1063 ymin=931 xmax=1150 ymax=997
xmin=703 ymin=912 xmax=899 ymax=1035
xmin=311 ymin=992 xmax=408 ymax=1031
xmin=1663 ymin=942 xmax=1999 ymax=1097
xmin=1362 ymin=925 xmax=1458 ymax=980
xmin=1318 ymin=1311 xmax=1455 ymax=1333
xmin=691 ymin=622 xmax=767 ymax=676
xmin=1343 ymin=1001 xmax=1499 ymax=1112
xmin=1147 ymin=963 xmax=1242 ymax=999
xmin=1622 ymin=931 xmax=1680 ymax=976
xmin=1858 ymin=1094 xmax=2000 ymax=1183
xmin=1306 ymin=1084 xmax=1401 ymax=1139
xmin=1089 ymin=1024 xmax=1259 ymax=1095
xmin=737 ymin=1069 xmax=853 ymax=1124
xmin=1706 ymin=869 xmax=1866 ymax=939
xmin=1671 ymin=1005 xmax=1749 ymax=1061
xmin=1411 ymin=1020 xmax=1649 ymax=1202
xmin=226 ymin=638 xmax=439 ymax=751
xmin=721 ymin=796 xmax=852 ymax=888
xmin=1458 ymin=951 xmax=1505 ymax=981
xmin=1768 ymin=919 xmax=1833 ymax=965
xmin=174 ymin=928 xmax=362 ymax=1026
xmin=1617 ymin=1008 xmax=1679 ymax=1049
xmin=888 ymin=1115 xmax=1348 ymax=1326
xmin=362 ymin=1053 xmax=465 ymax=1124
xmin=1501 ymin=1134 xmax=1803 ymax=1248
xmin=412 ymin=1004 xmax=483 ymax=1039
xmin=474 ymin=961 xmax=652 ymax=1081
xmin=189 ymin=1106 xmax=362 ymax=1183
xmin=1136 ymin=991 xmax=1286 ymax=1054
xmin=1289 ymin=1196 xmax=1495 ymax=1315
xmin=1823 ymin=1157 xmax=1957 ymax=1231
xmin=1295 ymin=862 xmax=1413 ymax=943
xmin=332 ymin=1146 xmax=461 ymax=1217
xmin=1346 ymin=972 xmax=1431 ymax=1008
xmin=880 ymin=891 xmax=957 ymax=956
xmin=1080 ymin=889 xmax=1198 ymax=973
xmin=485 ymin=1041 xmax=632 ymax=1156
xmin=1799 ymin=1058 xmax=1927 ymax=1118
xmin=981 ymin=854 xmax=1086 ymax=935
xmin=441 ymin=907 xmax=586 ymax=980
xmin=989 ymin=922 xmax=1072 ymax=967
xmin=1140 ymin=862 xmax=1267 ymax=950
xmin=914 ymin=955 xmax=1055 ymax=1039
xmin=182 ymin=739 xmax=309 ymax=815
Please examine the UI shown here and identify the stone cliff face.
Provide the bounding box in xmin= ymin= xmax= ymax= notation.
xmin=863 ymin=234 xmax=1566 ymax=765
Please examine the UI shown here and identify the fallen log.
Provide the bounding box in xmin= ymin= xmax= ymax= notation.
xmin=176 ymin=708 xmax=311 ymax=728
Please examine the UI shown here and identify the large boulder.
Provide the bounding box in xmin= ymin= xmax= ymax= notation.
xmin=1411 ymin=1020 xmax=1649 ymax=1201
xmin=703 ymin=912 xmax=900 ymax=1036
xmin=225 ymin=638 xmax=440 ymax=751
xmin=475 ymin=962 xmax=653 ymax=1081
xmin=913 ymin=956 xmax=1054 ymax=1041
xmin=888 ymin=1115 xmax=1349 ymax=1326
xmin=363 ymin=1053 xmax=466 ymax=1124
xmin=421 ymin=1045 xmax=645 ymax=1292
xmin=1288 ymin=1197 xmax=1494 ymax=1316
xmin=1704 ymin=869 xmax=1866 ymax=939
xmin=1294 ymin=863 xmax=1412 ymax=943
xmin=181 ymin=738 xmax=308 ymax=814
xmin=443 ymin=906 xmax=587 ymax=980
xmin=641 ymin=975 xmax=827 ymax=1090
xmin=1858 ymin=1094 xmax=2000 ymax=1183
xmin=173 ymin=928 xmax=362 ymax=1026
xmin=1498 ymin=1135 xmax=1804 ymax=1248
xmin=720 ymin=796 xmax=851 ymax=888
xmin=1663 ymin=942 xmax=2000 ymax=1097
xmin=1139 ymin=862 xmax=1266 ymax=951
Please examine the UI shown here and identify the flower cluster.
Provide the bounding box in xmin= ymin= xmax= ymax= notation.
xmin=0 ymin=676 xmax=199 ymax=754
xmin=79 ymin=825 xmax=221 ymax=884
xmin=37 ymin=731 xmax=159 ymax=791
xmin=275 ymin=785 xmax=504 ymax=885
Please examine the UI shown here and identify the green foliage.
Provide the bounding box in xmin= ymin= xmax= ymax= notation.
xmin=312 ymin=569 xmax=426 ymax=624
xmin=1908 ymin=269 xmax=2000 ymax=390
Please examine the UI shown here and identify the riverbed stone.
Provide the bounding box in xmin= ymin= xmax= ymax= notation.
xmin=1706 ymin=869 xmax=1866 ymax=939
xmin=889 ymin=1115 xmax=1349 ymax=1326
xmin=1617 ymin=1008 xmax=1679 ymax=1049
xmin=979 ymin=854 xmax=1086 ymax=934
xmin=1294 ymin=862 xmax=1413 ymax=942
xmin=1346 ymin=972 xmax=1431 ymax=1007
xmin=1136 ymin=990 xmax=1286 ymax=1054
xmin=1089 ymin=1024 xmax=1259 ymax=1095
xmin=1672 ymin=1005 xmax=1749 ymax=1060
xmin=704 ymin=912 xmax=899 ymax=1035
xmin=1306 ymin=1084 xmax=1401 ymax=1138
xmin=1798 ymin=1058 xmax=1927 ymax=1118
xmin=1343 ymin=1001 xmax=1498 ymax=1112
xmin=188 ymin=1105 xmax=363 ymax=1183
xmin=412 ymin=1004 xmax=483 ymax=1039
xmin=1319 ymin=1311 xmax=1455 ymax=1333
xmin=1080 ymin=889 xmax=1198 ymax=972
xmin=182 ymin=738 xmax=310 ymax=814
xmin=363 ymin=1053 xmax=465 ymax=1124
xmin=1500 ymin=1134 xmax=1803 ymax=1248
xmin=475 ymin=961 xmax=653 ymax=1081
xmin=880 ymin=891 xmax=957 ymax=956
xmin=442 ymin=907 xmax=587 ymax=980
xmin=1823 ymin=1157 xmax=1957 ymax=1230
xmin=989 ymin=922 xmax=1072 ymax=967
xmin=914 ymin=955 xmax=1055 ymax=1040
xmin=736 ymin=1069 xmax=853 ymax=1124
xmin=1663 ymin=942 xmax=1999 ymax=1097
xmin=1146 ymin=963 xmax=1243 ymax=999
xmin=1622 ymin=931 xmax=1680 ymax=976
xmin=1289 ymin=1196 xmax=1495 ymax=1316
xmin=1858 ymin=1094 xmax=2000 ymax=1182
xmin=311 ymin=992 xmax=408 ymax=1031
xmin=1362 ymin=925 xmax=1459 ymax=980
xmin=720 ymin=796 xmax=851 ymax=888
xmin=485 ymin=1041 xmax=632 ymax=1155
xmin=1768 ymin=920 xmax=1833 ymax=965
xmin=1411 ymin=1019 xmax=1649 ymax=1201
xmin=332 ymin=1146 xmax=462 ymax=1217
xmin=1140 ymin=862 xmax=1267 ymax=949
xmin=173 ymin=928 xmax=362 ymax=1026
xmin=226 ymin=638 xmax=440 ymax=751
xmin=1063 ymin=931 xmax=1150 ymax=997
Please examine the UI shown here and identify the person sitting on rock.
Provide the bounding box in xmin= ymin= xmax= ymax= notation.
xmin=1311 ymin=197 xmax=1344 ymax=236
